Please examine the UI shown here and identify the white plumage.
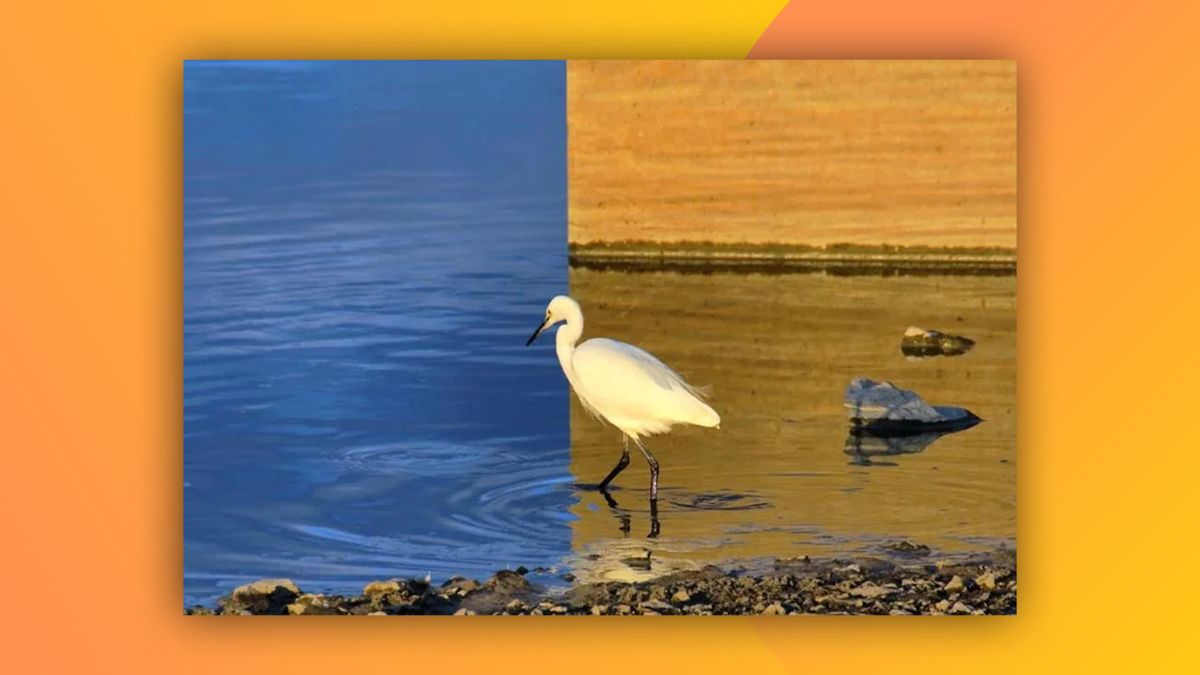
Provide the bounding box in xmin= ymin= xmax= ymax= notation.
xmin=526 ymin=294 xmax=719 ymax=505
xmin=572 ymin=338 xmax=720 ymax=438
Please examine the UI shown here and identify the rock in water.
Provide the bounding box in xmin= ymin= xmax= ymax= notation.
xmin=222 ymin=578 xmax=301 ymax=615
xmin=844 ymin=378 xmax=981 ymax=434
xmin=900 ymin=326 xmax=975 ymax=357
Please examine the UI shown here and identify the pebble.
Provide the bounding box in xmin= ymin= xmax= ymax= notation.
xmin=850 ymin=582 xmax=890 ymax=599
xmin=640 ymin=599 xmax=674 ymax=613
xmin=974 ymin=572 xmax=996 ymax=591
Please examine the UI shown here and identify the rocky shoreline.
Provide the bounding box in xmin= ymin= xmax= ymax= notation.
xmin=187 ymin=546 xmax=1015 ymax=616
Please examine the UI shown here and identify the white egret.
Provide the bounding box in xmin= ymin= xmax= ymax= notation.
xmin=525 ymin=295 xmax=720 ymax=508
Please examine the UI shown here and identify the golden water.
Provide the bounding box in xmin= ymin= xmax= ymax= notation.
xmin=565 ymin=268 xmax=1016 ymax=582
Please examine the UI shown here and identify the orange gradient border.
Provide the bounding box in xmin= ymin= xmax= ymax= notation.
xmin=2 ymin=1 xmax=1197 ymax=673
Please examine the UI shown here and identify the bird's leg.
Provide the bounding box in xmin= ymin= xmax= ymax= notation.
xmin=648 ymin=498 xmax=661 ymax=539
xmin=633 ymin=437 xmax=660 ymax=502
xmin=598 ymin=435 xmax=631 ymax=493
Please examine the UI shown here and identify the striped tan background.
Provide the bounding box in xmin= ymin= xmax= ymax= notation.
xmin=568 ymin=60 xmax=1016 ymax=248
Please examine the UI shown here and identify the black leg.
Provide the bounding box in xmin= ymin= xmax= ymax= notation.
xmin=598 ymin=435 xmax=631 ymax=492
xmin=648 ymin=498 xmax=660 ymax=539
xmin=633 ymin=437 xmax=660 ymax=502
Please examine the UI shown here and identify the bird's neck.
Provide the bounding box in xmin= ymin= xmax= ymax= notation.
xmin=555 ymin=314 xmax=583 ymax=387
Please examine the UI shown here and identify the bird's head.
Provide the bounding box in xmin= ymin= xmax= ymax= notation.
xmin=526 ymin=295 xmax=580 ymax=346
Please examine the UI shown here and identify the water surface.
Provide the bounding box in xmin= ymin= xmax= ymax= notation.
xmin=566 ymin=268 xmax=1016 ymax=582
xmin=184 ymin=61 xmax=571 ymax=606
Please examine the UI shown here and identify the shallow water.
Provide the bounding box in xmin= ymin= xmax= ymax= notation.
xmin=566 ymin=269 xmax=1016 ymax=583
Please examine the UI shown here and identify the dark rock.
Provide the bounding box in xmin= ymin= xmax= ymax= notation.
xmin=883 ymin=541 xmax=932 ymax=557
xmin=900 ymin=326 xmax=975 ymax=357
xmin=640 ymin=599 xmax=675 ymax=614
xmin=486 ymin=570 xmax=531 ymax=594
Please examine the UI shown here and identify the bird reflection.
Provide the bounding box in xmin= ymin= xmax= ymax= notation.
xmin=597 ymin=486 xmax=660 ymax=539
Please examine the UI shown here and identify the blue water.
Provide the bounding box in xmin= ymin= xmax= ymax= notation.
xmin=183 ymin=61 xmax=571 ymax=605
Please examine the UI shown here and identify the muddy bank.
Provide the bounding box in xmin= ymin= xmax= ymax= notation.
xmin=187 ymin=547 xmax=1015 ymax=616
xmin=567 ymin=242 xmax=1016 ymax=276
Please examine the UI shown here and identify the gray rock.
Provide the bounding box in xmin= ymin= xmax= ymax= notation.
xmin=844 ymin=378 xmax=980 ymax=433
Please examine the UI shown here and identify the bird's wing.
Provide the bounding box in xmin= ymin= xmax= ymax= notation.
xmin=572 ymin=338 xmax=714 ymax=428
xmin=579 ymin=338 xmax=706 ymax=397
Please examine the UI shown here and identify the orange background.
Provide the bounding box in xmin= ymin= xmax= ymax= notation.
xmin=2 ymin=1 xmax=1197 ymax=672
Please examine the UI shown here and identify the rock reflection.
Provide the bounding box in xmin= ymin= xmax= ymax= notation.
xmin=843 ymin=425 xmax=977 ymax=467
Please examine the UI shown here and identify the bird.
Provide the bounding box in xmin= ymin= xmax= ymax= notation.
xmin=525 ymin=295 xmax=720 ymax=510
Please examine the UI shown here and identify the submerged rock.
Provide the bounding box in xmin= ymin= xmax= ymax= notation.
xmin=900 ymin=326 xmax=975 ymax=357
xmin=882 ymin=541 xmax=932 ymax=558
xmin=844 ymin=378 xmax=981 ymax=434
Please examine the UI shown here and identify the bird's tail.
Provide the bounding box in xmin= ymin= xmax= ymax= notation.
xmin=688 ymin=398 xmax=721 ymax=428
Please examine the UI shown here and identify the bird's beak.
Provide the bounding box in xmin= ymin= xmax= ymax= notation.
xmin=525 ymin=317 xmax=549 ymax=346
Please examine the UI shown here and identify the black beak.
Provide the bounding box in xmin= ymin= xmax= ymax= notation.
xmin=525 ymin=318 xmax=549 ymax=346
